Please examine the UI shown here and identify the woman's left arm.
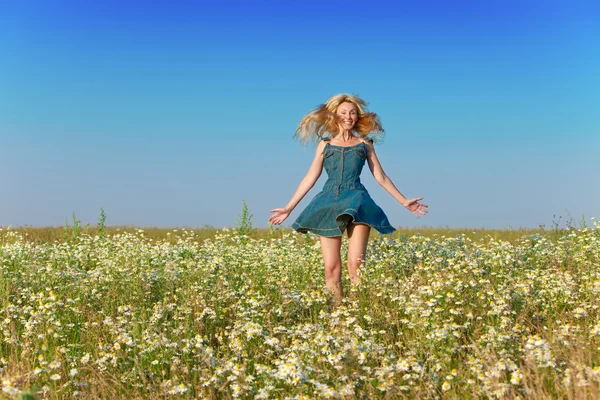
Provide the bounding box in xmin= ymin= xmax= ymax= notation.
xmin=363 ymin=140 xmax=428 ymax=218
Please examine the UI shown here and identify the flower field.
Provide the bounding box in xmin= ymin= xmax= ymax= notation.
xmin=1 ymin=222 xmax=600 ymax=399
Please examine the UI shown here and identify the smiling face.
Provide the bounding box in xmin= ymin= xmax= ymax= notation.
xmin=336 ymin=101 xmax=359 ymax=131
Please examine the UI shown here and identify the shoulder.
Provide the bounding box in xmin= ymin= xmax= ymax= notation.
xmin=359 ymin=138 xmax=375 ymax=151
xmin=318 ymin=137 xmax=331 ymax=147
xmin=316 ymin=139 xmax=328 ymax=153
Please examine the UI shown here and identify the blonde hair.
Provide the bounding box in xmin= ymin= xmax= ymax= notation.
xmin=294 ymin=94 xmax=385 ymax=144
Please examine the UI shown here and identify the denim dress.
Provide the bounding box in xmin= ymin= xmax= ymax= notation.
xmin=292 ymin=141 xmax=396 ymax=237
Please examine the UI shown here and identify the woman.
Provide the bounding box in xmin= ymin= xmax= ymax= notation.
xmin=269 ymin=94 xmax=428 ymax=302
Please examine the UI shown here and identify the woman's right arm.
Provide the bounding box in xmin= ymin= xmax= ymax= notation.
xmin=268 ymin=141 xmax=327 ymax=225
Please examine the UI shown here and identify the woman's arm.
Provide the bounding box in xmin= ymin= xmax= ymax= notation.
xmin=363 ymin=140 xmax=428 ymax=218
xmin=268 ymin=140 xmax=327 ymax=225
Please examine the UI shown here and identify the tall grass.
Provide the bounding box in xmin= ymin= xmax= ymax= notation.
xmin=1 ymin=219 xmax=599 ymax=398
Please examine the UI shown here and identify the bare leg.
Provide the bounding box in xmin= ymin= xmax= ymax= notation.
xmin=319 ymin=235 xmax=343 ymax=303
xmin=347 ymin=222 xmax=371 ymax=285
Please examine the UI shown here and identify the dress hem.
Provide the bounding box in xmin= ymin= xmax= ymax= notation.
xmin=292 ymin=212 xmax=396 ymax=237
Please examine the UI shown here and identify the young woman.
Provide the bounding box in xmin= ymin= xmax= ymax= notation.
xmin=269 ymin=94 xmax=428 ymax=302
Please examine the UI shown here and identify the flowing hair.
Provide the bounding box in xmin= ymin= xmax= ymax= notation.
xmin=294 ymin=94 xmax=385 ymax=145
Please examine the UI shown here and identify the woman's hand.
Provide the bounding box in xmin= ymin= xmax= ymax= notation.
xmin=404 ymin=198 xmax=428 ymax=218
xmin=268 ymin=208 xmax=291 ymax=225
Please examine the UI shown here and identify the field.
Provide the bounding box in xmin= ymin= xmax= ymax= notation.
xmin=1 ymin=223 xmax=600 ymax=399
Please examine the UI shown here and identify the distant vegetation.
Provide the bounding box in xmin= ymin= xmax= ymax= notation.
xmin=5 ymin=224 xmax=582 ymax=244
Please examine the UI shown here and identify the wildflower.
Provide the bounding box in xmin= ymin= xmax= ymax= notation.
xmin=590 ymin=321 xmax=600 ymax=336
xmin=2 ymin=379 xmax=19 ymax=396
xmin=49 ymin=361 xmax=61 ymax=369
xmin=510 ymin=369 xmax=522 ymax=385
xmin=397 ymin=360 xmax=410 ymax=371
xmin=564 ymin=368 xmax=572 ymax=387
xmin=230 ymin=383 xmax=242 ymax=397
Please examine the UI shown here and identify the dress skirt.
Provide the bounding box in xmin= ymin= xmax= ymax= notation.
xmin=291 ymin=187 xmax=395 ymax=237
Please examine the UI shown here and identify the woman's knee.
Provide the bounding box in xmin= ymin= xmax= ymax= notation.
xmin=323 ymin=259 xmax=342 ymax=279
xmin=320 ymin=235 xmax=342 ymax=278
xmin=324 ymin=259 xmax=342 ymax=272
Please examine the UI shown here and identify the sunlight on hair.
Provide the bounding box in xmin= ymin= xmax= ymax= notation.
xmin=294 ymin=94 xmax=385 ymax=145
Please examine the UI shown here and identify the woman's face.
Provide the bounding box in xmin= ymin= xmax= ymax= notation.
xmin=336 ymin=102 xmax=358 ymax=131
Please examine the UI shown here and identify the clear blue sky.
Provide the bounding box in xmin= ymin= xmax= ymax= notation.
xmin=1 ymin=0 xmax=598 ymax=229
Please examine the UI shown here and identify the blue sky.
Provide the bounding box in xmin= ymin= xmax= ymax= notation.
xmin=1 ymin=0 xmax=598 ymax=229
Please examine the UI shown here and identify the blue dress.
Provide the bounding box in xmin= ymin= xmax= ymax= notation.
xmin=292 ymin=141 xmax=396 ymax=237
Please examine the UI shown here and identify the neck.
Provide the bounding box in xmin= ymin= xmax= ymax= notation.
xmin=336 ymin=129 xmax=354 ymax=141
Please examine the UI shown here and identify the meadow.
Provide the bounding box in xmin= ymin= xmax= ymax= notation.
xmin=1 ymin=221 xmax=599 ymax=399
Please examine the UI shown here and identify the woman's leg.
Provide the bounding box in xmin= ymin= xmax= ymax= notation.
xmin=347 ymin=222 xmax=371 ymax=285
xmin=319 ymin=235 xmax=343 ymax=303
